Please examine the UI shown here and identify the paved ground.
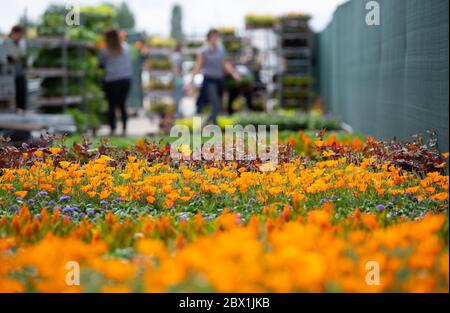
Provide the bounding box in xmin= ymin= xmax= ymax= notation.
xmin=96 ymin=96 xmax=197 ymax=138
xmin=96 ymin=111 xmax=159 ymax=138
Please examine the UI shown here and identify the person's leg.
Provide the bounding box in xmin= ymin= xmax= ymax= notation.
xmin=173 ymin=78 xmax=184 ymax=117
xmin=218 ymin=79 xmax=224 ymax=115
xmin=196 ymin=78 xmax=209 ymax=114
xmin=244 ymin=88 xmax=253 ymax=111
xmin=117 ymin=79 xmax=130 ymax=134
xmin=206 ymin=79 xmax=222 ymax=125
xmin=228 ymin=88 xmax=238 ymax=115
xmin=218 ymin=79 xmax=224 ymax=100
xmin=15 ymin=76 xmax=26 ymax=112
xmin=104 ymin=81 xmax=117 ymax=133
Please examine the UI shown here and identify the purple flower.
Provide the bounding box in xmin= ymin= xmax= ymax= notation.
xmin=78 ymin=212 xmax=85 ymax=218
xmin=53 ymin=206 xmax=61 ymax=212
xmin=321 ymin=198 xmax=328 ymax=203
xmin=37 ymin=191 xmax=48 ymax=197
xmin=28 ymin=198 xmax=35 ymax=204
xmin=100 ymin=200 xmax=109 ymax=206
xmin=376 ymin=204 xmax=385 ymax=212
xmin=204 ymin=214 xmax=215 ymax=221
xmin=87 ymin=209 xmax=95 ymax=215
xmin=34 ymin=214 xmax=40 ymax=220
xmin=63 ymin=207 xmax=72 ymax=214
xmin=59 ymin=195 xmax=71 ymax=202
xmin=115 ymin=197 xmax=123 ymax=202
xmin=179 ymin=216 xmax=188 ymax=222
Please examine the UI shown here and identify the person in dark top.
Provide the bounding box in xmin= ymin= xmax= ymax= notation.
xmin=100 ymin=29 xmax=132 ymax=136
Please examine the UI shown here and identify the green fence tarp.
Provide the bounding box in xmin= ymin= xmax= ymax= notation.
xmin=318 ymin=0 xmax=449 ymax=151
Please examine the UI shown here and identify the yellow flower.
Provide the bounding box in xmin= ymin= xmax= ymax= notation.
xmin=49 ymin=147 xmax=61 ymax=154
xmin=259 ymin=161 xmax=277 ymax=172
xmin=59 ymin=161 xmax=71 ymax=169
xmin=15 ymin=191 xmax=27 ymax=198
xmin=178 ymin=144 xmax=192 ymax=157
xmin=99 ymin=190 xmax=111 ymax=200
xmin=314 ymin=140 xmax=324 ymax=147
xmin=430 ymin=192 xmax=448 ymax=201
xmin=322 ymin=150 xmax=335 ymax=157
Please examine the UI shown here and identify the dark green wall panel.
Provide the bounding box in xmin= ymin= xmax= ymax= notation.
xmin=318 ymin=0 xmax=449 ymax=151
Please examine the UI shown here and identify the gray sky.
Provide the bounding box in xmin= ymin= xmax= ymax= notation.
xmin=0 ymin=0 xmax=348 ymax=35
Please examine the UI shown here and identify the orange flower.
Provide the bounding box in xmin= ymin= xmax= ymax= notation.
xmin=15 ymin=191 xmax=27 ymax=199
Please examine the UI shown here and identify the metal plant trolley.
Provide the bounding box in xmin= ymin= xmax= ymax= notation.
xmin=27 ymin=36 xmax=94 ymax=113
xmin=275 ymin=14 xmax=315 ymax=109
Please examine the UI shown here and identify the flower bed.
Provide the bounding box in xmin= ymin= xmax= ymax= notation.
xmin=0 ymin=134 xmax=448 ymax=292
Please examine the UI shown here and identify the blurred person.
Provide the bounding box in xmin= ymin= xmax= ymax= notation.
xmin=171 ymin=42 xmax=184 ymax=118
xmin=100 ymin=29 xmax=132 ymax=136
xmin=227 ymin=46 xmax=264 ymax=115
xmin=186 ymin=29 xmax=240 ymax=125
xmin=2 ymin=25 xmax=27 ymax=113
xmin=226 ymin=65 xmax=254 ymax=115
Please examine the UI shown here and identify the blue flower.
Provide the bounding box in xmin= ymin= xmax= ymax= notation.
xmin=37 ymin=191 xmax=48 ymax=197
xmin=59 ymin=195 xmax=71 ymax=202
xmin=376 ymin=204 xmax=385 ymax=212
xmin=87 ymin=209 xmax=95 ymax=215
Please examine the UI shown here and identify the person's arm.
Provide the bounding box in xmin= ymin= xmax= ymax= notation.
xmin=223 ymin=60 xmax=240 ymax=81
xmin=189 ymin=52 xmax=204 ymax=83
xmin=185 ymin=52 xmax=204 ymax=92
